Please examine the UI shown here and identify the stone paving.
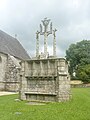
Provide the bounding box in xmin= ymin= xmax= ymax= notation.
xmin=0 ymin=91 xmax=17 ymax=96
xmin=26 ymin=102 xmax=46 ymax=105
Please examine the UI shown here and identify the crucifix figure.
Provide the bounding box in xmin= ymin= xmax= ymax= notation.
xmin=40 ymin=18 xmax=52 ymax=57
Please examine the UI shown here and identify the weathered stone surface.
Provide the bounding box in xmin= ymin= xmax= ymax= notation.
xmin=0 ymin=53 xmax=21 ymax=91
xmin=20 ymin=58 xmax=71 ymax=102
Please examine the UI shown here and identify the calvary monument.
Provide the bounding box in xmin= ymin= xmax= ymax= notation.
xmin=20 ymin=18 xmax=71 ymax=102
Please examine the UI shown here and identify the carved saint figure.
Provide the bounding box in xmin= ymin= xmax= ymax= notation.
xmin=53 ymin=29 xmax=57 ymax=37
xmin=36 ymin=30 xmax=40 ymax=39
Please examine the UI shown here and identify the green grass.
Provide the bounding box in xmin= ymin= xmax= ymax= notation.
xmin=0 ymin=88 xmax=90 ymax=120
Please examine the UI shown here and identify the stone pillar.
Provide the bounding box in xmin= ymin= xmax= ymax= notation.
xmin=40 ymin=60 xmax=44 ymax=76
xmin=44 ymin=32 xmax=47 ymax=58
xmin=24 ymin=61 xmax=29 ymax=76
xmin=36 ymin=31 xmax=40 ymax=58
xmin=53 ymin=37 xmax=56 ymax=57
xmin=53 ymin=29 xmax=57 ymax=57
xmin=33 ymin=61 xmax=37 ymax=76
xmin=57 ymin=59 xmax=71 ymax=102
xmin=47 ymin=60 xmax=50 ymax=75
xmin=20 ymin=62 xmax=27 ymax=100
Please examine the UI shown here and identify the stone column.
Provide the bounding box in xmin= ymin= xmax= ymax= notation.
xmin=40 ymin=60 xmax=44 ymax=76
xmin=19 ymin=62 xmax=27 ymax=100
xmin=44 ymin=32 xmax=48 ymax=58
xmin=36 ymin=31 xmax=40 ymax=58
xmin=53 ymin=29 xmax=57 ymax=57
xmin=57 ymin=59 xmax=71 ymax=102
xmin=47 ymin=60 xmax=50 ymax=76
xmin=53 ymin=36 xmax=56 ymax=57
xmin=24 ymin=61 xmax=29 ymax=76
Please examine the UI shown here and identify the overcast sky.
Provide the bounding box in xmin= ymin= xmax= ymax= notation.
xmin=0 ymin=0 xmax=90 ymax=57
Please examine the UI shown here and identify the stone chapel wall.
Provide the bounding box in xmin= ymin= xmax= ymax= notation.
xmin=5 ymin=55 xmax=21 ymax=91
xmin=0 ymin=53 xmax=7 ymax=90
xmin=0 ymin=53 xmax=21 ymax=91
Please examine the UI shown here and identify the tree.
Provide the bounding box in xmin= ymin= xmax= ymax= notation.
xmin=66 ymin=40 xmax=90 ymax=82
xmin=76 ymin=64 xmax=90 ymax=83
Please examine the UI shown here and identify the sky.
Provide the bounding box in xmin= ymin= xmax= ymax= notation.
xmin=0 ymin=0 xmax=90 ymax=57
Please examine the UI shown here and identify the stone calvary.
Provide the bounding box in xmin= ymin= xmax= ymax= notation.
xmin=20 ymin=18 xmax=71 ymax=102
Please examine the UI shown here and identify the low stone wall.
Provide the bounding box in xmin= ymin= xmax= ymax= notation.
xmin=71 ymin=84 xmax=90 ymax=88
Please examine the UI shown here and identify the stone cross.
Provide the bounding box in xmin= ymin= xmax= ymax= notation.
xmin=53 ymin=29 xmax=57 ymax=56
xmin=36 ymin=18 xmax=57 ymax=58
xmin=40 ymin=18 xmax=52 ymax=57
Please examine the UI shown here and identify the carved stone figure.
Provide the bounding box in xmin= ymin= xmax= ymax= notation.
xmin=53 ymin=29 xmax=57 ymax=38
xmin=36 ymin=30 xmax=40 ymax=39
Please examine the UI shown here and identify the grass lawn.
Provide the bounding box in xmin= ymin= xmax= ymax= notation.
xmin=0 ymin=88 xmax=90 ymax=120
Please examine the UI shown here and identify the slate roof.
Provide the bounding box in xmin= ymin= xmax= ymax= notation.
xmin=0 ymin=30 xmax=30 ymax=60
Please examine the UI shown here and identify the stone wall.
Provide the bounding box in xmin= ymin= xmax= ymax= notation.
xmin=5 ymin=55 xmax=21 ymax=91
xmin=0 ymin=53 xmax=21 ymax=91
xmin=20 ymin=58 xmax=71 ymax=102
xmin=0 ymin=53 xmax=7 ymax=90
